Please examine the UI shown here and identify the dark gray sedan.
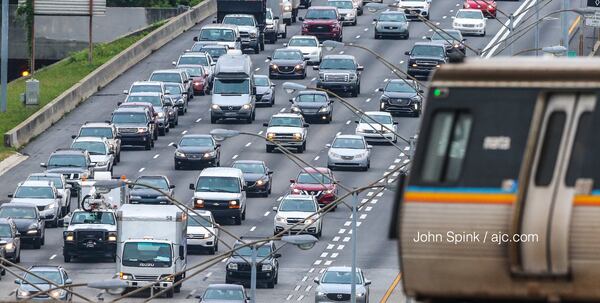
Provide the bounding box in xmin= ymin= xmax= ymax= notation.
xmin=129 ymin=175 xmax=175 ymax=205
xmin=373 ymin=11 xmax=409 ymax=39
xmin=232 ymin=160 xmax=273 ymax=197
xmin=378 ymin=79 xmax=423 ymax=117
xmin=290 ymin=90 xmax=333 ymax=123
xmin=268 ymin=49 xmax=307 ymax=79
xmin=15 ymin=265 xmax=72 ymax=301
xmin=0 ymin=218 xmax=21 ymax=263
xmin=253 ymin=75 xmax=276 ymax=107
xmin=173 ymin=134 xmax=221 ymax=169
xmin=196 ymin=284 xmax=249 ymax=302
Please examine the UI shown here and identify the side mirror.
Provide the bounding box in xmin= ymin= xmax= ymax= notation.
xmin=7 ymin=194 xmax=12 ymax=198
xmin=376 ymin=87 xmax=383 ymax=92
xmin=14 ymin=232 xmax=20 ymax=238
xmin=236 ymin=37 xmax=242 ymax=42
xmin=171 ymin=61 xmax=177 ymax=66
xmin=123 ymin=89 xmax=128 ymax=94
xmin=267 ymin=56 xmax=272 ymax=60
xmin=313 ymin=277 xmax=320 ymax=284
xmin=283 ymin=43 xmax=288 ymax=47
xmin=289 ymin=99 xmax=294 ymax=103
xmin=299 ymin=17 xmax=304 ymax=21
xmin=274 ymin=253 xmax=282 ymax=258
xmin=71 ymin=135 xmax=77 ymax=139
xmin=57 ymin=194 xmax=63 ymax=199
xmin=65 ymin=279 xmax=73 ymax=285
xmin=426 ymin=36 xmax=431 ymax=40
xmin=325 ymin=143 xmax=331 ymax=148
xmin=290 ymin=179 xmax=295 ymax=183
xmin=263 ymin=122 xmax=269 ymax=127
xmin=303 ymin=123 xmax=310 ymax=127
xmin=171 ymin=143 xmax=178 ymax=148
xmin=367 ymin=145 xmax=373 ymax=149
xmin=267 ymin=170 xmax=273 ymax=175
xmin=357 ymin=65 xmax=364 ymax=71
xmin=419 ymin=89 xmax=424 ymax=93
xmin=242 ymin=185 xmax=247 ymax=191
xmin=170 ymin=184 xmax=176 ymax=189
xmin=40 ymin=163 xmax=47 ymax=168
xmin=274 ymin=16 xmax=280 ymax=20
xmin=405 ymin=51 xmax=411 ymax=55
xmin=365 ymin=280 xmax=372 ymax=286
xmin=354 ymin=120 xmax=359 ymax=123
xmin=189 ymin=184 xmax=195 ymax=190
xmin=393 ymin=121 xmax=399 ymax=125
xmin=14 ymin=279 xmax=22 ymax=285
xmin=117 ymin=102 xmax=123 ymax=106
xmin=216 ymin=143 xmax=221 ymax=148
xmin=272 ymin=206 xmax=278 ymax=211
xmin=373 ymin=18 xmax=377 ymax=21
xmin=462 ymin=38 xmax=467 ymax=42
xmin=312 ymin=66 xmax=319 ymax=70
xmin=193 ymin=36 xmax=199 ymax=41
xmin=339 ymin=16 xmax=345 ymax=21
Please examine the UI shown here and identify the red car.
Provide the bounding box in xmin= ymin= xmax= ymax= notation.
xmin=299 ymin=6 xmax=343 ymax=42
xmin=463 ymin=0 xmax=496 ymax=18
xmin=177 ymin=65 xmax=209 ymax=95
xmin=290 ymin=167 xmax=338 ymax=208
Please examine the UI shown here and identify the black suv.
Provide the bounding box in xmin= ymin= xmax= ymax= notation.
xmin=225 ymin=239 xmax=280 ymax=288
xmin=429 ymin=29 xmax=466 ymax=62
xmin=290 ymin=90 xmax=333 ymax=123
xmin=378 ymin=79 xmax=423 ymax=117
xmin=315 ymin=55 xmax=363 ymax=97
xmin=405 ymin=42 xmax=448 ymax=80
xmin=41 ymin=149 xmax=94 ymax=197
xmin=0 ymin=203 xmax=45 ymax=249
xmin=111 ymin=107 xmax=155 ymax=150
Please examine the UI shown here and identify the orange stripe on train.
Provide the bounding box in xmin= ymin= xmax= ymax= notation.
xmin=573 ymin=195 xmax=600 ymax=206
xmin=404 ymin=192 xmax=516 ymax=205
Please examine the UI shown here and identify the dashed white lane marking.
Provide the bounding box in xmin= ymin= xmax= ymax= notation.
xmin=339 ymin=229 xmax=346 ymax=234
xmin=314 ymin=156 xmax=320 ymax=161
xmin=314 ymin=259 xmax=322 ymax=265
xmin=366 ymin=192 xmax=374 ymax=197
xmin=50 ymin=254 xmax=56 ymax=260
xmin=361 ymin=198 xmax=368 ymax=203
xmin=366 ymin=206 xmax=373 ymax=212
xmin=443 ymin=15 xmax=447 ymax=19
xmin=324 ymin=260 xmax=333 ymax=266
xmin=404 ymin=159 xmax=410 ymax=164
xmin=388 ymin=165 xmax=396 ymax=170
xmin=394 ymin=159 xmax=401 ymax=163
xmin=384 ymin=78 xmax=389 ymax=82
xmin=264 ymin=211 xmax=270 ymax=216
xmin=232 ymin=154 xmax=238 ymax=159
xmin=302 ymin=276 xmax=308 ymax=282
xmin=311 ymin=77 xmax=317 ymax=81
xmin=355 ymin=35 xmax=361 ymax=39
xmin=436 ymin=22 xmax=441 ymax=25
xmin=344 ymin=221 xmax=351 ymax=226
xmin=195 ymin=118 xmax=202 ymax=122
xmin=373 ymin=88 xmax=379 ymax=93
xmin=295 ymin=285 xmax=301 ymax=291
xmin=371 ymin=199 xmax=378 ymax=204
xmin=280 ymin=107 xmax=286 ymax=112
xmin=277 ymin=196 xmax=284 ymax=201
xmin=377 ymin=192 xmax=383 ymax=197
xmin=182 ymin=130 xmax=188 ymax=135
xmin=456 ymin=3 xmax=459 ymax=5
xmin=337 ymin=245 xmax=345 ymax=250
xmin=138 ymin=167 xmax=145 ymax=173
xmin=321 ymin=252 xmax=329 ymax=258
xmin=343 ymin=237 xmax=351 ymax=242
xmin=400 ymin=152 xmax=405 ymax=157
xmin=153 ymin=154 xmax=160 ymax=159
xmin=450 ymin=9 xmax=454 ymax=12
xmin=255 ymin=68 xmax=260 ymax=71
xmin=305 ymin=285 xmax=312 ymax=292
xmin=222 ymin=258 xmax=227 ymax=262
xmin=366 ymin=98 xmax=371 ymax=103
xmin=333 ymin=236 xmax=340 ymax=242
xmin=400 ymin=60 xmax=404 ymax=64
xmin=336 ymin=132 xmax=341 ymax=136
xmin=286 ymin=295 xmax=293 ymax=301
xmin=206 ymin=272 xmax=213 ymax=278
xmin=258 ymin=130 xmax=264 ymax=135
xmin=168 ymin=142 xmax=175 ymax=146
xmin=297 ymin=295 xmax=305 ymax=301
xmin=331 ymin=253 xmax=339 ymax=258
xmin=245 ymin=142 xmax=252 ymax=147
xmin=309 ymin=268 xmax=315 ymax=273
xmin=265 ymin=59 xmax=270 ymax=62
xmin=404 ymin=146 xmax=410 ymax=151
xmin=428 ymin=29 xmax=433 ymax=32
xmin=250 ymin=226 xmax=256 ymax=232
xmin=360 ymin=214 xmax=367 ymax=219
xmin=327 ymin=244 xmax=335 ymax=250
xmin=364 ymin=28 xmax=369 ymax=31
xmin=320 ymin=268 xmax=326 ymax=274
xmin=346 ymin=120 xmax=351 ymax=125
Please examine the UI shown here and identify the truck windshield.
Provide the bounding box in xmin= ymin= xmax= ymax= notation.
xmin=71 ymin=212 xmax=115 ymax=225
xmin=411 ymin=45 xmax=445 ymax=58
xmin=71 ymin=141 xmax=108 ymax=155
xmin=305 ymin=9 xmax=337 ymax=20
xmin=122 ymin=242 xmax=172 ymax=267
xmin=47 ymin=155 xmax=87 ymax=168
xmin=130 ymin=85 xmax=162 ymax=94
xmin=288 ymin=38 xmax=318 ymax=47
xmin=200 ymin=29 xmax=236 ymax=42
xmin=150 ymin=73 xmax=182 ymax=84
xmin=125 ymin=95 xmax=163 ymax=107
xmin=213 ymin=79 xmax=250 ymax=94
xmin=196 ymin=177 xmax=241 ymax=193
xmin=14 ymin=186 xmax=54 ymax=198
xmin=79 ymin=127 xmax=113 ymax=139
xmin=178 ymin=56 xmax=209 ymax=66
xmin=223 ymin=16 xmax=255 ymax=26
xmin=112 ymin=113 xmax=148 ymax=124
xmin=320 ymin=59 xmax=356 ymax=70
xmin=28 ymin=176 xmax=63 ymax=188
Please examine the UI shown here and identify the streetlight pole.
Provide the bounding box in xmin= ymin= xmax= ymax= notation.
xmin=535 ymin=0 xmax=539 ymax=56
xmin=350 ymin=191 xmax=358 ymax=303
xmin=251 ymin=244 xmax=258 ymax=303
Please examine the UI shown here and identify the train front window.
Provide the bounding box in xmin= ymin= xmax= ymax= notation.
xmin=422 ymin=111 xmax=472 ymax=183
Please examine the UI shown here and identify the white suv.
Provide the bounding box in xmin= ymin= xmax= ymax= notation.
xmin=355 ymin=111 xmax=398 ymax=144
xmin=187 ymin=210 xmax=219 ymax=255
xmin=263 ymin=113 xmax=309 ymax=153
xmin=273 ymin=194 xmax=322 ymax=238
xmin=396 ymin=0 xmax=431 ymax=20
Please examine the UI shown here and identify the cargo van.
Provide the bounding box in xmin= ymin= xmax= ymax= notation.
xmin=210 ymin=54 xmax=256 ymax=124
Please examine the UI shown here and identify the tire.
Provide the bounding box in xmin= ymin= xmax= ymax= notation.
xmin=374 ymin=31 xmax=379 ymax=39
xmin=270 ymin=97 xmax=275 ymax=107
xmin=145 ymin=140 xmax=152 ymax=150
xmin=338 ymin=36 xmax=343 ymax=42
xmin=226 ymin=276 xmax=233 ymax=284
xmin=159 ymin=128 xmax=166 ymax=136
xmin=266 ymin=145 xmax=274 ymax=153
xmin=33 ymin=238 xmax=41 ymax=249
xmin=207 ymin=246 xmax=216 ymax=255
xmin=241 ymin=208 xmax=246 ymax=220
xmin=165 ymin=287 xmax=174 ymax=298
xmin=254 ymin=46 xmax=260 ymax=54
xmin=316 ymin=228 xmax=322 ymax=239
xmin=274 ymin=272 xmax=278 ymax=284
xmin=260 ymin=38 xmax=265 ymax=51
xmin=282 ymin=27 xmax=287 ymax=38
xmin=41 ymin=235 xmax=45 ymax=245
xmin=15 ymin=251 xmax=21 ymax=263
xmin=151 ymin=139 xmax=155 ymax=148
xmin=352 ymin=19 xmax=357 ymax=26
xmin=153 ymin=130 xmax=158 ymax=141
xmin=234 ymin=216 xmax=242 ymax=225
xmin=170 ymin=122 xmax=176 ymax=128
xmin=266 ymin=280 xmax=275 ymax=289
xmin=351 ymin=86 xmax=359 ymax=97
xmin=64 ymin=255 xmax=71 ymax=263
xmin=174 ymin=162 xmax=181 ymax=170
xmin=116 ymin=152 xmax=121 ymax=163
xmin=246 ymin=115 xmax=253 ymax=124
xmin=284 ymin=19 xmax=291 ymax=26
xmin=165 ymin=126 xmax=170 ymax=133
xmin=215 ymin=241 xmax=219 ymax=252
xmin=211 ymin=116 xmax=217 ymax=124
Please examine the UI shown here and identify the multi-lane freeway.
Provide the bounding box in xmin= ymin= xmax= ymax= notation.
xmin=0 ymin=0 xmax=577 ymax=301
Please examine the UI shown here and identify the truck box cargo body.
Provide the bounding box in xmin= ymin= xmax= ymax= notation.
xmin=216 ymin=0 xmax=267 ymax=26
xmin=116 ymin=204 xmax=187 ymax=295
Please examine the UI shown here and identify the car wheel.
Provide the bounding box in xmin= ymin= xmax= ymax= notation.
xmin=145 ymin=140 xmax=152 ymax=150
xmin=226 ymin=276 xmax=233 ymax=284
xmin=266 ymin=145 xmax=274 ymax=153
xmin=374 ymin=31 xmax=379 ymax=39
xmin=352 ymin=19 xmax=357 ymax=26
xmin=254 ymin=46 xmax=260 ymax=54
xmin=266 ymin=280 xmax=275 ymax=288
xmin=174 ymin=162 xmax=181 ymax=170
xmin=165 ymin=287 xmax=174 ymax=298
xmin=270 ymin=97 xmax=275 ymax=107
xmin=317 ymin=228 xmax=322 ymax=238
xmin=159 ymin=128 xmax=166 ymax=136
xmin=64 ymin=255 xmax=71 ymax=263
xmin=351 ymin=86 xmax=358 ymax=97
xmin=234 ymin=216 xmax=242 ymax=225
xmin=211 ymin=116 xmax=217 ymax=124
xmin=207 ymin=246 xmax=216 ymax=255
xmin=15 ymin=250 xmax=21 ymax=263
xmin=33 ymin=238 xmax=42 ymax=249
xmin=282 ymin=26 xmax=287 ymax=38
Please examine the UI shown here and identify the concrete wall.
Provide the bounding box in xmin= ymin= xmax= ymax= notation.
xmin=5 ymin=5 xmax=187 ymax=60
xmin=4 ymin=0 xmax=217 ymax=148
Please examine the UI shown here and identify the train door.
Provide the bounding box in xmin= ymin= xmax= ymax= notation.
xmin=517 ymin=93 xmax=596 ymax=276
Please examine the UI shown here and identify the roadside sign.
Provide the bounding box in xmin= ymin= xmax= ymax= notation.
xmin=17 ymin=0 xmax=106 ymax=16
xmin=585 ymin=11 xmax=600 ymax=27
xmin=568 ymin=50 xmax=577 ymax=57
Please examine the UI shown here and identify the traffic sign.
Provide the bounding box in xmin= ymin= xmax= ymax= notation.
xmin=585 ymin=11 xmax=600 ymax=27
xmin=588 ymin=0 xmax=600 ymax=8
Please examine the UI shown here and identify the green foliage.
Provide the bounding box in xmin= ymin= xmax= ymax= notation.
xmin=15 ymin=0 xmax=34 ymax=69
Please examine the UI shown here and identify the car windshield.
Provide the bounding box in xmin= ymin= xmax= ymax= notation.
xmin=150 ymin=73 xmax=182 ymax=84
xmin=332 ymin=138 xmax=365 ymax=149
xmin=360 ymin=114 xmax=392 ymax=124
xmin=273 ymin=50 xmax=303 ymax=60
xmin=0 ymin=207 xmax=36 ymax=219
xmin=112 ymin=112 xmax=148 ymax=124
xmin=180 ymin=137 xmax=214 ymax=147
xmin=70 ymin=211 xmax=115 ymax=225
xmin=122 ymin=242 xmax=172 ymax=267
xmin=378 ymin=13 xmax=406 ymax=22
xmin=133 ymin=177 xmax=169 ymax=190
xmin=0 ymin=224 xmax=11 ymax=237
xmin=320 ymin=59 xmax=356 ymax=70
xmin=14 ymin=186 xmax=54 ymax=198
xmin=202 ymin=48 xmax=226 ymax=59
xmin=130 ymin=85 xmax=162 ymax=93
xmin=456 ymin=10 xmax=483 ymax=19
xmin=297 ymin=173 xmax=333 ymax=184
xmin=288 ymin=38 xmax=318 ymax=47
xmin=200 ymin=29 xmax=235 ymax=41
xmin=179 ymin=56 xmax=209 ymax=66
xmin=297 ymin=94 xmax=327 ymax=103
xmin=385 ymin=81 xmax=417 ymax=93
xmin=188 ymin=215 xmax=213 ymax=227
xmin=196 ymin=177 xmax=240 ymax=193
xmin=28 ymin=176 xmax=63 ymax=188
xmin=213 ymin=79 xmax=250 ymax=94
xmin=24 ymin=271 xmax=63 ymax=285
xmin=47 ymin=155 xmax=87 ymax=168
xmin=233 ymin=162 xmax=265 ymax=174
xmin=266 ymin=10 xmax=273 ymax=19
xmin=253 ymin=76 xmax=270 ymax=86
xmin=79 ymin=127 xmax=113 ymax=139
xmin=223 ymin=16 xmax=255 ymax=26
xmin=235 ymin=245 xmax=271 ymax=257
xmin=431 ymin=31 xmax=462 ymax=42
xmin=203 ymin=288 xmax=245 ymax=300
xmin=305 ymin=9 xmax=337 ymax=19
xmin=164 ymin=84 xmax=182 ymax=95
xmin=181 ymin=66 xmax=204 ymax=77
xmin=126 ymin=95 xmax=162 ymax=107
xmin=270 ymin=117 xmax=303 ymax=127
xmin=321 ymin=271 xmax=363 ymax=284
xmin=411 ymin=45 xmax=445 ymax=58
xmin=71 ymin=141 xmax=107 ymax=155
xmin=279 ymin=198 xmax=317 ymax=212
xmin=329 ymin=1 xmax=353 ymax=9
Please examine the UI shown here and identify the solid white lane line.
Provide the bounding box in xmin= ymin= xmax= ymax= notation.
xmin=360 ymin=214 xmax=367 ymax=219
xmin=153 ymin=154 xmax=160 ymax=159
xmin=482 ymin=0 xmax=537 ymax=58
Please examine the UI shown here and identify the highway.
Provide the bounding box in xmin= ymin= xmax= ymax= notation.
xmin=0 ymin=0 xmax=567 ymax=301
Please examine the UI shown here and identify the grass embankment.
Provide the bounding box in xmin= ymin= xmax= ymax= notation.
xmin=0 ymin=22 xmax=166 ymax=160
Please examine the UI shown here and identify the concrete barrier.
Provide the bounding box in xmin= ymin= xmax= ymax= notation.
xmin=4 ymin=0 xmax=217 ymax=148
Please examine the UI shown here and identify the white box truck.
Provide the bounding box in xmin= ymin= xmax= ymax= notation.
xmin=116 ymin=204 xmax=187 ymax=298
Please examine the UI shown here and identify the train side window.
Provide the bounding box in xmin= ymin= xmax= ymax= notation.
xmin=422 ymin=111 xmax=472 ymax=183
xmin=534 ymin=111 xmax=566 ymax=186
xmin=565 ymin=112 xmax=592 ymax=186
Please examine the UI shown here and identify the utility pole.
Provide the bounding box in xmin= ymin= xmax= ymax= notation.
xmin=250 ymin=245 xmax=257 ymax=303
xmin=1 ymin=0 xmax=8 ymax=112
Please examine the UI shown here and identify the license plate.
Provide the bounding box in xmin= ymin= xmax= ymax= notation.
xmin=225 ymin=113 xmax=237 ymax=117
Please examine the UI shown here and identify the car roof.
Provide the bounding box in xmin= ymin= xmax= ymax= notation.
xmin=283 ymin=194 xmax=315 ymax=200
xmin=323 ymin=54 xmax=355 ymax=60
xmin=364 ymin=111 xmax=392 ymax=116
xmin=113 ymin=107 xmax=148 ymax=113
xmin=29 ymin=265 xmax=62 ymax=271
xmin=0 ymin=203 xmax=37 ymax=209
xmin=290 ymin=35 xmax=318 ymax=40
xmin=272 ymin=113 xmax=303 ymax=118
xmin=206 ymin=283 xmax=245 ymax=290
xmin=73 ymin=136 xmax=106 ymax=143
xmin=81 ymin=122 xmax=113 ymax=127
xmin=232 ymin=160 xmax=265 ymax=165
xmin=136 ymin=175 xmax=169 ymax=180
xmin=298 ymin=90 xmax=328 ymax=96
xmin=388 ymin=79 xmax=416 ymax=84
xmin=128 ymin=92 xmax=162 ymax=97
xmin=300 ymin=167 xmax=330 ymax=174
xmin=152 ymin=69 xmax=182 ymax=74
xmin=334 ymin=134 xmax=364 ymax=140
xmin=19 ymin=180 xmax=53 ymax=187
xmin=132 ymin=81 xmax=163 ymax=86
xmin=202 ymin=24 xmax=238 ymax=30
xmin=50 ymin=149 xmax=87 ymax=155
xmin=309 ymin=5 xmax=338 ymax=10
xmin=181 ymin=52 xmax=209 ymax=57
xmin=326 ymin=266 xmax=362 ymax=272
xmin=275 ymin=48 xmax=302 ymax=52
xmin=199 ymin=167 xmax=243 ymax=178
xmin=200 ymin=44 xmax=228 ymax=49
xmin=181 ymin=134 xmax=213 ymax=139
xmin=458 ymin=8 xmax=482 ymax=12
xmin=253 ymin=74 xmax=269 ymax=79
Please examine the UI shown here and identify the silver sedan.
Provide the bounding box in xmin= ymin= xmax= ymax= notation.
xmin=326 ymin=135 xmax=372 ymax=171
